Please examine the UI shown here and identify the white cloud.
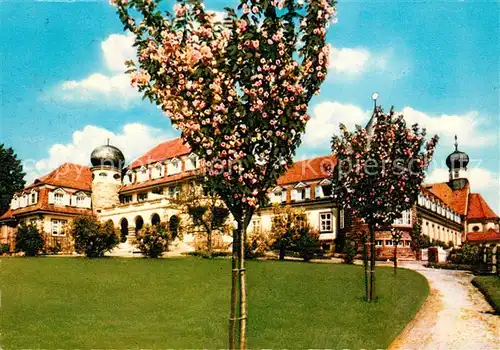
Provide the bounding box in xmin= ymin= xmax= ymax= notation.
xmin=53 ymin=33 xmax=138 ymax=107
xmin=101 ymin=32 xmax=136 ymax=73
xmin=303 ymin=101 xmax=370 ymax=148
xmin=207 ymin=10 xmax=226 ymax=22
xmin=402 ymin=107 xmax=495 ymax=149
xmin=24 ymin=123 xmax=173 ymax=184
xmin=425 ymin=167 xmax=500 ymax=214
xmin=328 ymin=47 xmax=390 ymax=76
xmin=58 ymin=73 xmax=139 ymax=108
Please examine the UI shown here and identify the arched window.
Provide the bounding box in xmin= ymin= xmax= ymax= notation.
xmin=151 ymin=213 xmax=161 ymax=226
xmin=120 ymin=218 xmax=128 ymax=243
xmin=135 ymin=216 xmax=144 ymax=233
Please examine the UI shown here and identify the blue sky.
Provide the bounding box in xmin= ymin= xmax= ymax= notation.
xmin=0 ymin=0 xmax=498 ymax=211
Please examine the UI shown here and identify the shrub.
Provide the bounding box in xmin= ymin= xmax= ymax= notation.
xmin=449 ymin=244 xmax=480 ymax=265
xmin=0 ymin=243 xmax=10 ymax=255
xmin=15 ymin=223 xmax=44 ymax=256
xmin=71 ymin=216 xmax=119 ymax=258
xmin=136 ymin=223 xmax=170 ymax=258
xmin=294 ymin=229 xmax=320 ymax=262
xmin=245 ymin=230 xmax=274 ymax=260
xmin=342 ymin=238 xmax=357 ymax=264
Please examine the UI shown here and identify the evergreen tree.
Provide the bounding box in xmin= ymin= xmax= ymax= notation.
xmin=0 ymin=144 xmax=26 ymax=215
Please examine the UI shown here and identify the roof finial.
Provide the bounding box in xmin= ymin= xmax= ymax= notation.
xmin=107 ymin=138 xmax=110 ymax=146
xmin=454 ymin=135 xmax=458 ymax=151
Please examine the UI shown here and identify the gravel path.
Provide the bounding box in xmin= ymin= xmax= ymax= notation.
xmin=390 ymin=264 xmax=500 ymax=350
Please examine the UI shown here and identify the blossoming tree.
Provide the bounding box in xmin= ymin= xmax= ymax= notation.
xmin=330 ymin=106 xmax=438 ymax=301
xmin=110 ymin=0 xmax=336 ymax=347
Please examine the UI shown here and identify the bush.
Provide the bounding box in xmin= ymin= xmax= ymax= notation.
xmin=448 ymin=244 xmax=480 ymax=265
xmin=294 ymin=229 xmax=320 ymax=262
xmin=245 ymin=230 xmax=274 ymax=260
xmin=15 ymin=223 xmax=44 ymax=256
xmin=71 ymin=216 xmax=119 ymax=258
xmin=342 ymin=238 xmax=357 ymax=264
xmin=136 ymin=223 xmax=170 ymax=258
xmin=0 ymin=243 xmax=10 ymax=255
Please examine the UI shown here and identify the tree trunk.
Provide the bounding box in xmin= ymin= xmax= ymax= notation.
xmin=228 ymin=226 xmax=239 ymax=349
xmin=279 ymin=243 xmax=285 ymax=260
xmin=369 ymin=224 xmax=376 ymax=301
xmin=238 ymin=220 xmax=248 ymax=350
xmin=207 ymin=229 xmax=212 ymax=255
xmin=393 ymin=243 xmax=398 ymax=275
xmin=363 ymin=235 xmax=369 ymax=301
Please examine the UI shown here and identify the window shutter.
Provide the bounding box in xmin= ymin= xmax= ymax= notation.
xmin=48 ymin=191 xmax=55 ymax=204
xmin=291 ymin=189 xmax=297 ymax=201
xmin=315 ymin=186 xmax=322 ymax=199
xmin=63 ymin=194 xmax=70 ymax=206
xmin=281 ymin=190 xmax=287 ymax=203
xmin=85 ymin=197 xmax=92 ymax=209
xmin=71 ymin=195 xmax=77 ymax=206
xmin=305 ymin=187 xmax=311 ymax=200
xmin=340 ymin=209 xmax=344 ymax=229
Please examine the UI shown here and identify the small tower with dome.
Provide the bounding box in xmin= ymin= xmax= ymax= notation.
xmin=446 ymin=135 xmax=469 ymax=190
xmin=90 ymin=141 xmax=125 ymax=213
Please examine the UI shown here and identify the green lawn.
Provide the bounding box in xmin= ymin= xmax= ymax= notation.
xmin=0 ymin=257 xmax=428 ymax=349
xmin=473 ymin=276 xmax=500 ymax=314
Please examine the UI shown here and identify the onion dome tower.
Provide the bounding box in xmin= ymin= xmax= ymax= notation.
xmin=446 ymin=135 xmax=469 ymax=190
xmin=90 ymin=141 xmax=125 ymax=213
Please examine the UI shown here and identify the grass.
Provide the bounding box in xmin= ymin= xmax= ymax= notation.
xmin=0 ymin=257 xmax=429 ymax=349
xmin=472 ymin=276 xmax=500 ymax=314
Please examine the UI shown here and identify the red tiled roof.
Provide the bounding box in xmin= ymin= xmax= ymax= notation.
xmin=128 ymin=138 xmax=191 ymax=169
xmin=277 ymin=155 xmax=337 ymax=186
xmin=0 ymin=187 xmax=92 ymax=222
xmin=424 ymin=182 xmax=470 ymax=215
xmin=26 ymin=163 xmax=91 ymax=191
xmin=119 ymin=170 xmax=200 ymax=193
xmin=467 ymin=193 xmax=499 ymax=220
xmin=0 ymin=209 xmax=14 ymax=221
xmin=467 ymin=228 xmax=500 ymax=242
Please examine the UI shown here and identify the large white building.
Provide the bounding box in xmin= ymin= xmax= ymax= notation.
xmin=1 ymin=136 xmax=498 ymax=256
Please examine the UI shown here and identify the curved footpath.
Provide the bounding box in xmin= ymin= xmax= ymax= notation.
xmin=390 ymin=263 xmax=500 ymax=350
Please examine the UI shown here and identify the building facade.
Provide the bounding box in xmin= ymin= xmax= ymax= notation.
xmin=1 ymin=135 xmax=498 ymax=257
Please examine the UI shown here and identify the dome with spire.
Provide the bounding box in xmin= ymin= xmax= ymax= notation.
xmin=90 ymin=142 xmax=125 ymax=169
xmin=446 ymin=135 xmax=469 ymax=170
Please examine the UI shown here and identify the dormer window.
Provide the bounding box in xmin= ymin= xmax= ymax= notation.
xmin=11 ymin=195 xmax=19 ymax=209
xmin=29 ymin=190 xmax=38 ymax=205
xmin=315 ymin=179 xmax=332 ymax=199
xmin=137 ymin=166 xmax=148 ymax=182
xmin=124 ymin=170 xmax=134 ymax=185
xmin=54 ymin=193 xmax=64 ymax=205
xmin=292 ymin=183 xmax=310 ymax=202
xmin=168 ymin=186 xmax=180 ymax=200
xmin=186 ymin=153 xmax=199 ymax=171
xmin=167 ymin=158 xmax=181 ymax=175
xmin=151 ymin=163 xmax=164 ymax=179
xmin=393 ymin=210 xmax=411 ymax=226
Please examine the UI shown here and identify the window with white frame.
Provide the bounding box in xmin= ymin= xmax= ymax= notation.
xmin=76 ymin=194 xmax=86 ymax=207
xmin=20 ymin=194 xmax=28 ymax=207
xmin=315 ymin=179 xmax=332 ymax=199
xmin=293 ymin=183 xmax=310 ymax=201
xmin=51 ymin=219 xmax=67 ymax=236
xmin=418 ymin=195 xmax=424 ymax=206
xmin=11 ymin=195 xmax=19 ymax=209
xmin=250 ymin=218 xmax=261 ymax=234
xmin=137 ymin=192 xmax=148 ymax=202
xmin=29 ymin=191 xmax=37 ymax=205
xmin=270 ymin=187 xmax=283 ymax=204
xmin=393 ymin=210 xmax=411 ymax=225
xmin=167 ymin=158 xmax=181 ymax=175
xmin=151 ymin=163 xmax=163 ymax=179
xmin=186 ymin=154 xmax=199 ymax=171
xmin=124 ymin=170 xmax=134 ymax=185
xmin=375 ymin=240 xmax=383 ymax=246
xmin=320 ymin=212 xmax=333 ymax=232
xmin=54 ymin=192 xmax=64 ymax=205
xmin=137 ymin=166 xmax=148 ymax=182
xmin=385 ymin=240 xmax=393 ymax=246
